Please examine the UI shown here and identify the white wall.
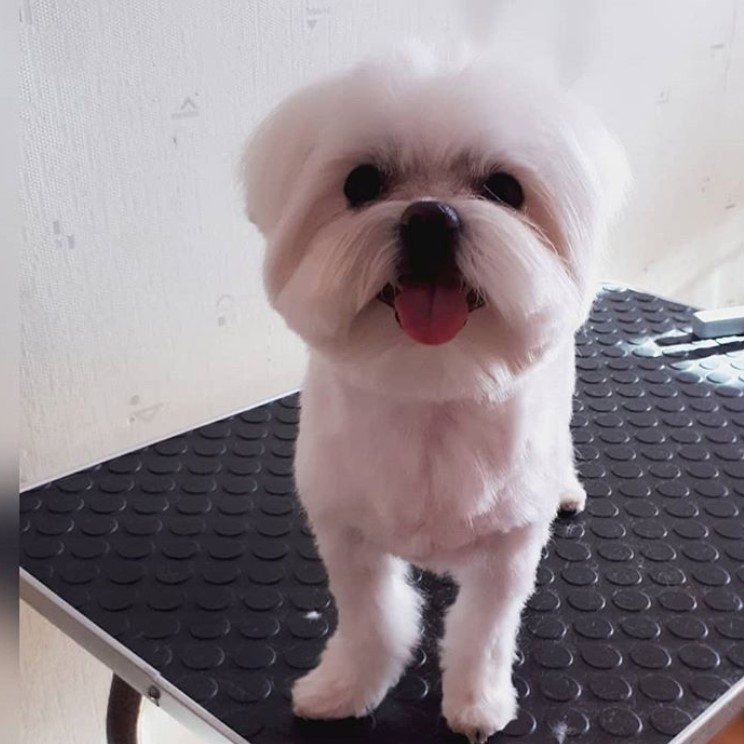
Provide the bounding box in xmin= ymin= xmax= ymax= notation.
xmin=20 ymin=0 xmax=744 ymax=489
xmin=19 ymin=3 xmax=744 ymax=744
xmin=20 ymin=603 xmax=111 ymax=744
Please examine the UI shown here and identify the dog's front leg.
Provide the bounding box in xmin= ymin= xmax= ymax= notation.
xmin=441 ymin=521 xmax=550 ymax=743
xmin=292 ymin=524 xmax=422 ymax=719
xmin=558 ymin=431 xmax=587 ymax=513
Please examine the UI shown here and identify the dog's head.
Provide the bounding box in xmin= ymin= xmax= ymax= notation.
xmin=243 ymin=49 xmax=629 ymax=401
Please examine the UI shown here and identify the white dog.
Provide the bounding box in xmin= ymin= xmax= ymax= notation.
xmin=243 ymin=47 xmax=628 ymax=743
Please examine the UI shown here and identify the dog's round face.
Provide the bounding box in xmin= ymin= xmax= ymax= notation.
xmin=243 ymin=50 xmax=628 ymax=401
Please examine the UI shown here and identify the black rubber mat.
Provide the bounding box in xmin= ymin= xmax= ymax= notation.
xmin=20 ymin=287 xmax=744 ymax=743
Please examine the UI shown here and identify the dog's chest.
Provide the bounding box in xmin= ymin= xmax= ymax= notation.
xmin=296 ymin=380 xmax=559 ymax=559
xmin=351 ymin=402 xmax=521 ymax=552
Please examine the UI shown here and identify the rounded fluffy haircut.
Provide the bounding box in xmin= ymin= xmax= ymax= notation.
xmin=242 ymin=46 xmax=630 ymax=740
xmin=243 ymin=46 xmax=628 ymax=402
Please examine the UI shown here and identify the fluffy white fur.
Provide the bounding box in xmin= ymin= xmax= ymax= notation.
xmin=243 ymin=47 xmax=628 ymax=743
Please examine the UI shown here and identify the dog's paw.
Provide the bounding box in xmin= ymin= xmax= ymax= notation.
xmin=292 ymin=652 xmax=389 ymax=720
xmin=443 ymin=686 xmax=518 ymax=743
xmin=559 ymin=483 xmax=587 ymax=514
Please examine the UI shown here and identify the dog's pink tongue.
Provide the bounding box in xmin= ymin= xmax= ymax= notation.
xmin=394 ymin=281 xmax=469 ymax=345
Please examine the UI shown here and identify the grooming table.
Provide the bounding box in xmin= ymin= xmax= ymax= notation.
xmin=20 ymin=287 xmax=744 ymax=744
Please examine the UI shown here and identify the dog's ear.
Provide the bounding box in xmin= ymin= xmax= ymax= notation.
xmin=241 ymin=80 xmax=333 ymax=236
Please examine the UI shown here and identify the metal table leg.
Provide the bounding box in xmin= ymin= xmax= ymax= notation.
xmin=106 ymin=675 xmax=142 ymax=744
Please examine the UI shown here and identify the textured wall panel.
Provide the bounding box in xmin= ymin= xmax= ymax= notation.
xmin=20 ymin=0 xmax=744 ymax=488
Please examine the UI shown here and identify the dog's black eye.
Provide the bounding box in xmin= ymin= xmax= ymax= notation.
xmin=344 ymin=164 xmax=383 ymax=207
xmin=482 ymin=172 xmax=524 ymax=209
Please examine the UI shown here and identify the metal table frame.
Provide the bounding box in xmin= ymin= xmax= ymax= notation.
xmin=20 ymin=287 xmax=744 ymax=744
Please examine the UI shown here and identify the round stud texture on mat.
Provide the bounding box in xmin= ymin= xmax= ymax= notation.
xmin=21 ymin=289 xmax=744 ymax=742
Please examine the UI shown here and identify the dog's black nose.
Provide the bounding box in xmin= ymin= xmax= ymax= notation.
xmin=401 ymin=201 xmax=461 ymax=243
xmin=399 ymin=201 xmax=461 ymax=279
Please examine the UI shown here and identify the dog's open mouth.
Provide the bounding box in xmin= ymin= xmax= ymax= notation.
xmin=377 ymin=276 xmax=485 ymax=346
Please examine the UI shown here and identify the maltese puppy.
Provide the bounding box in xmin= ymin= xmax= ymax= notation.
xmin=242 ymin=47 xmax=627 ymax=742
